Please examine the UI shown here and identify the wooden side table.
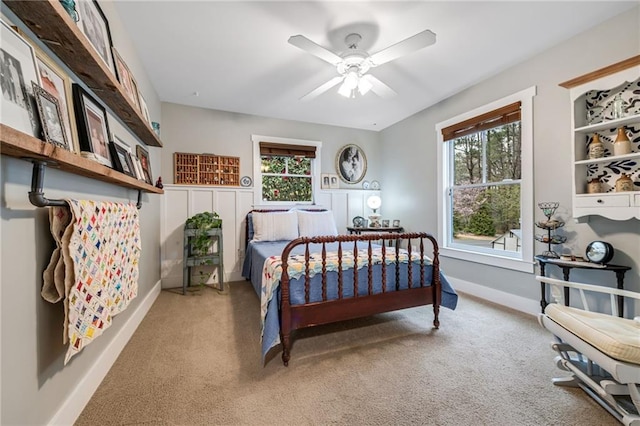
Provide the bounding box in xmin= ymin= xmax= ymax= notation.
xmin=535 ymin=255 xmax=631 ymax=317
xmin=183 ymin=227 xmax=224 ymax=294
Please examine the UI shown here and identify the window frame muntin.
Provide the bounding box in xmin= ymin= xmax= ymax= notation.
xmin=436 ymin=87 xmax=536 ymax=273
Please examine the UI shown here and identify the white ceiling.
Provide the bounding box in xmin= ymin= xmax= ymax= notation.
xmin=115 ymin=1 xmax=636 ymax=131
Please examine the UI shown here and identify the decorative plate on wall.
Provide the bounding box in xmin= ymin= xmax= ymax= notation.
xmin=240 ymin=176 xmax=252 ymax=187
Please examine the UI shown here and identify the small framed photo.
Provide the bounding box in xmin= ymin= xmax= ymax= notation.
xmin=109 ymin=135 xmax=136 ymax=178
xmin=136 ymin=145 xmax=153 ymax=185
xmin=382 ymin=219 xmax=390 ymax=228
xmin=336 ymin=144 xmax=367 ymax=184
xmin=32 ymin=82 xmax=69 ymax=150
xmin=138 ymin=91 xmax=152 ymax=125
xmin=329 ymin=174 xmax=339 ymax=189
xmin=76 ymin=0 xmax=115 ymax=75
xmin=112 ymin=47 xmax=140 ymax=111
xmin=72 ymin=84 xmax=111 ymax=167
xmin=0 ymin=20 xmax=41 ymax=137
xmin=321 ymin=173 xmax=330 ymax=189
xmin=14 ymin=26 xmax=78 ymax=151
xmin=392 ymin=219 xmax=401 ymax=227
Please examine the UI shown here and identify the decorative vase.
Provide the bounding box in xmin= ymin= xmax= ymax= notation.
xmin=615 ymin=174 xmax=633 ymax=192
xmin=588 ymin=134 xmax=604 ymax=159
xmin=613 ymin=127 xmax=632 ymax=156
xmin=586 ymin=179 xmax=602 ymax=194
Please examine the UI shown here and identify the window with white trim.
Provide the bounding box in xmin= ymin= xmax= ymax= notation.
xmin=436 ymin=87 xmax=535 ymax=272
xmin=251 ymin=135 xmax=322 ymax=204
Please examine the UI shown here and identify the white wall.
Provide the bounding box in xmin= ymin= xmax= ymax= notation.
xmin=379 ymin=8 xmax=640 ymax=300
xmin=0 ymin=3 xmax=163 ymax=424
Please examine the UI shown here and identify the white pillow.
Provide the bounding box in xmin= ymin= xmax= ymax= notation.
xmin=252 ymin=211 xmax=299 ymax=242
xmin=297 ymin=210 xmax=338 ymax=237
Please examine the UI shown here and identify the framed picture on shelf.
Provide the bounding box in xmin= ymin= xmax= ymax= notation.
xmin=336 ymin=144 xmax=367 ymax=184
xmin=72 ymin=84 xmax=111 ymax=167
xmin=109 ymin=135 xmax=136 ymax=178
xmin=0 ymin=20 xmax=41 ymax=137
xmin=138 ymin=91 xmax=152 ymax=125
xmin=111 ymin=47 xmax=140 ymax=110
xmin=392 ymin=219 xmax=400 ymax=227
xmin=32 ymin=82 xmax=69 ymax=150
xmin=382 ymin=219 xmax=390 ymax=228
xmin=321 ymin=173 xmax=330 ymax=189
xmin=136 ymin=145 xmax=153 ymax=185
xmin=14 ymin=27 xmax=79 ymax=152
xmin=329 ymin=174 xmax=339 ymax=189
xmin=76 ymin=0 xmax=115 ymax=75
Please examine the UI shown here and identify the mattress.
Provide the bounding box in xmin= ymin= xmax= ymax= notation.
xmin=545 ymin=303 xmax=640 ymax=365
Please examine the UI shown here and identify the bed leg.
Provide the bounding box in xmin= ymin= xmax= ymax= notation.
xmin=433 ymin=305 xmax=440 ymax=329
xmin=282 ymin=335 xmax=291 ymax=367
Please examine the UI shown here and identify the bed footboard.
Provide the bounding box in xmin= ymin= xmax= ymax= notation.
xmin=279 ymin=232 xmax=441 ymax=366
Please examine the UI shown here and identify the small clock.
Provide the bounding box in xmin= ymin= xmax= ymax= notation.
xmin=352 ymin=216 xmax=365 ymax=227
xmin=585 ymin=241 xmax=614 ymax=264
xmin=240 ymin=176 xmax=252 ymax=187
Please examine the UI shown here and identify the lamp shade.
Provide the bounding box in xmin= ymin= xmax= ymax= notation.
xmin=367 ymin=195 xmax=381 ymax=211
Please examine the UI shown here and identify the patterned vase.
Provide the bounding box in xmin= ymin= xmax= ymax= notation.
xmin=588 ymin=134 xmax=604 ymax=159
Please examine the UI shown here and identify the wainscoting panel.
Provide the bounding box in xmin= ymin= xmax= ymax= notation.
xmin=160 ymin=185 xmax=379 ymax=288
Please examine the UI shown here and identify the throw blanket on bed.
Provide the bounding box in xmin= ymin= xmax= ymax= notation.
xmin=42 ymin=200 xmax=141 ymax=364
xmin=260 ymin=247 xmax=431 ymax=342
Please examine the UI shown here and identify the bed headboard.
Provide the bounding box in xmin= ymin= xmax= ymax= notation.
xmin=244 ymin=208 xmax=326 ymax=249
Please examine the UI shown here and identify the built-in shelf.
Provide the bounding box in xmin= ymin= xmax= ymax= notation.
xmin=4 ymin=0 xmax=162 ymax=147
xmin=574 ymin=113 xmax=640 ymax=134
xmin=575 ymin=152 xmax=640 ymax=165
xmin=1 ymin=124 xmax=163 ymax=194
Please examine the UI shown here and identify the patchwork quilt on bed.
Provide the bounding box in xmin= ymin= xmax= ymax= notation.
xmin=42 ymin=200 xmax=140 ymax=364
xmin=260 ymin=248 xmax=432 ymax=343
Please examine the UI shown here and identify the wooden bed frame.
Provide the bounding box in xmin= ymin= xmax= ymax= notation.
xmin=245 ymin=210 xmax=441 ymax=366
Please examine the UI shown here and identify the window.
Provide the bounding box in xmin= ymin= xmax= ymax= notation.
xmin=436 ymin=87 xmax=535 ymax=272
xmin=252 ymin=135 xmax=322 ymax=204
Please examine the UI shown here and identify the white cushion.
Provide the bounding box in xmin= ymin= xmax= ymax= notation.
xmin=297 ymin=210 xmax=338 ymax=237
xmin=546 ymin=304 xmax=640 ymax=364
xmin=251 ymin=211 xmax=299 ymax=242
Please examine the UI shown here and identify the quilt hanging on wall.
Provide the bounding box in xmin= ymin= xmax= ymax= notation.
xmin=42 ymin=200 xmax=141 ymax=364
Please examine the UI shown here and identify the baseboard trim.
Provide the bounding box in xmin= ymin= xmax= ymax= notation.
xmin=449 ymin=277 xmax=539 ymax=316
xmin=49 ymin=280 xmax=161 ymax=426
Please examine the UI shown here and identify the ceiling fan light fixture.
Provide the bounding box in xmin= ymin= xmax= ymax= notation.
xmin=337 ymin=81 xmax=353 ymax=98
xmin=358 ymin=77 xmax=373 ymax=95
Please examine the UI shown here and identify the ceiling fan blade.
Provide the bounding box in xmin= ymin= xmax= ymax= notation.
xmin=288 ymin=35 xmax=343 ymax=65
xmin=369 ymin=29 xmax=436 ymax=66
xmin=362 ymin=75 xmax=397 ymax=99
xmin=300 ymin=76 xmax=344 ymax=101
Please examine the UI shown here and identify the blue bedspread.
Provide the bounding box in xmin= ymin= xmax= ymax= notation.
xmin=242 ymin=240 xmax=458 ymax=363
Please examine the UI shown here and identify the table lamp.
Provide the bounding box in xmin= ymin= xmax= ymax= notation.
xmin=367 ymin=195 xmax=382 ymax=228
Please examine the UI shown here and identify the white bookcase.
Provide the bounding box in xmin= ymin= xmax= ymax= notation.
xmin=562 ymin=58 xmax=640 ymax=221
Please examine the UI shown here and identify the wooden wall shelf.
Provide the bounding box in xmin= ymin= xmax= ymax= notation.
xmin=1 ymin=124 xmax=163 ymax=194
xmin=4 ymin=0 xmax=162 ymax=147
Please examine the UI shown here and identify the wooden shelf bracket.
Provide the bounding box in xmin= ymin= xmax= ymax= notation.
xmin=28 ymin=160 xmax=142 ymax=209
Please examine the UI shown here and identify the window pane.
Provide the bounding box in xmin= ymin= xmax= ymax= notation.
xmin=453 ymin=134 xmax=483 ymax=185
xmin=486 ymin=122 xmax=521 ymax=181
xmin=262 ymin=176 xmax=312 ymax=202
xmin=261 ymin=156 xmax=286 ymax=174
xmin=287 ymin=157 xmax=311 ymax=175
xmin=451 ymin=184 xmax=521 ymax=252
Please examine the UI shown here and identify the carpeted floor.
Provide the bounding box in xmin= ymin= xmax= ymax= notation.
xmin=76 ymin=281 xmax=617 ymax=425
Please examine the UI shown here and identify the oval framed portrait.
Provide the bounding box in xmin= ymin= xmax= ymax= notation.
xmin=336 ymin=144 xmax=367 ymax=184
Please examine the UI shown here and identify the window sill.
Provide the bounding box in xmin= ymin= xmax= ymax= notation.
xmin=440 ymin=246 xmax=535 ymax=273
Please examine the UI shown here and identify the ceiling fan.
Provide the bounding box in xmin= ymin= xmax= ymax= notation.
xmin=288 ymin=29 xmax=436 ymax=100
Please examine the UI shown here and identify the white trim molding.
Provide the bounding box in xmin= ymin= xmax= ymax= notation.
xmin=450 ymin=277 xmax=539 ymax=316
xmin=436 ymin=86 xmax=537 ymax=273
